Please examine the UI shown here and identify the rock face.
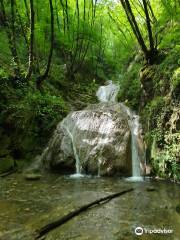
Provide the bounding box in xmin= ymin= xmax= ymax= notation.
xmin=41 ymin=103 xmax=132 ymax=176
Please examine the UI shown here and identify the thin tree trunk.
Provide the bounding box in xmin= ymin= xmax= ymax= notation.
xmin=23 ymin=0 xmax=29 ymax=22
xmin=142 ymin=0 xmax=156 ymax=59
xmin=147 ymin=0 xmax=157 ymax=23
xmin=59 ymin=0 xmax=66 ymax=34
xmin=16 ymin=7 xmax=28 ymax=47
xmin=77 ymin=0 xmax=96 ymax=71
xmin=76 ymin=0 xmax=80 ymax=28
xmin=83 ymin=0 xmax=86 ymax=21
xmin=36 ymin=0 xmax=54 ymax=88
xmin=108 ymin=10 xmax=128 ymax=44
xmin=65 ymin=0 xmax=69 ymax=32
xmin=0 ymin=0 xmax=20 ymax=75
xmin=25 ymin=0 xmax=34 ymax=80
xmin=67 ymin=0 xmax=80 ymax=77
xmin=121 ymin=0 xmax=149 ymax=60
xmin=55 ymin=0 xmax=60 ymax=31
xmin=93 ymin=0 xmax=97 ymax=18
xmin=10 ymin=0 xmax=20 ymax=74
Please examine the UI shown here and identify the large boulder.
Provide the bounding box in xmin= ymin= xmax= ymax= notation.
xmin=40 ymin=103 xmax=132 ymax=176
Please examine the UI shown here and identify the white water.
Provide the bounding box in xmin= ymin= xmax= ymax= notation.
xmin=96 ymin=80 xmax=119 ymax=102
xmin=97 ymin=81 xmax=143 ymax=180
xmin=61 ymin=121 xmax=84 ymax=178
xmin=119 ymin=103 xmax=144 ymax=181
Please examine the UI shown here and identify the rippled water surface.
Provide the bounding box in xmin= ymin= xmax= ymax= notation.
xmin=0 ymin=173 xmax=179 ymax=240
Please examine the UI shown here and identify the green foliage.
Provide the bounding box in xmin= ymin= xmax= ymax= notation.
xmin=150 ymin=132 xmax=180 ymax=181
xmin=118 ymin=61 xmax=142 ymax=110
xmin=171 ymin=66 xmax=180 ymax=93
xmin=0 ymin=76 xmax=68 ymax=159
xmin=142 ymin=94 xmax=179 ymax=181
xmin=5 ymin=90 xmax=67 ymax=131
xmin=142 ymin=96 xmax=165 ymax=130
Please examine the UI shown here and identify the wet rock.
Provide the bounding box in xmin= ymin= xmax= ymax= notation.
xmin=40 ymin=103 xmax=133 ymax=176
xmin=140 ymin=65 xmax=156 ymax=103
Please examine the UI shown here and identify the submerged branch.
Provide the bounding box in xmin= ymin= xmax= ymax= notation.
xmin=34 ymin=188 xmax=134 ymax=239
xmin=0 ymin=168 xmax=17 ymax=178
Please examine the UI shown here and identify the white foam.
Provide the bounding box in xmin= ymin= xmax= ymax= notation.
xmin=69 ymin=173 xmax=85 ymax=179
xmin=125 ymin=176 xmax=144 ymax=182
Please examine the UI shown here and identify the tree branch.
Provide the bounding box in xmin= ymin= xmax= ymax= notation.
xmin=34 ymin=188 xmax=134 ymax=239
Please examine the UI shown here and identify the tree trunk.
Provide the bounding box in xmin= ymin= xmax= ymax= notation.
xmin=121 ymin=0 xmax=149 ymax=60
xmin=55 ymin=0 xmax=60 ymax=31
xmin=16 ymin=7 xmax=28 ymax=47
xmin=10 ymin=0 xmax=21 ymax=75
xmin=142 ymin=0 xmax=157 ymax=64
xmin=0 ymin=0 xmax=21 ymax=75
xmin=23 ymin=0 xmax=29 ymax=22
xmin=36 ymin=0 xmax=54 ymax=89
xmin=25 ymin=0 xmax=35 ymax=80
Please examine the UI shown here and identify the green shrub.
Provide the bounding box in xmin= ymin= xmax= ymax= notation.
xmin=0 ymin=77 xmax=68 ymax=160
xmin=151 ymin=133 xmax=180 ymax=181
xmin=118 ymin=61 xmax=141 ymax=110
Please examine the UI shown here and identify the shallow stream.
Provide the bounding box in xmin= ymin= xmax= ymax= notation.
xmin=0 ymin=173 xmax=179 ymax=240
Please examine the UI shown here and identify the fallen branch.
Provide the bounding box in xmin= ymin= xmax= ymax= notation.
xmin=0 ymin=168 xmax=17 ymax=178
xmin=35 ymin=188 xmax=134 ymax=239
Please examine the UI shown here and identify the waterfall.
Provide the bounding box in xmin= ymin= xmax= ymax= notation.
xmin=119 ymin=104 xmax=143 ymax=180
xmin=61 ymin=120 xmax=84 ymax=178
xmin=97 ymin=81 xmax=143 ymax=180
xmin=96 ymin=80 xmax=119 ymax=102
xmin=40 ymin=80 xmax=145 ymax=179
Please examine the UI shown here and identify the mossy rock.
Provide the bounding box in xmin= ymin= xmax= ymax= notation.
xmin=140 ymin=65 xmax=156 ymax=83
xmin=0 ymin=156 xmax=14 ymax=173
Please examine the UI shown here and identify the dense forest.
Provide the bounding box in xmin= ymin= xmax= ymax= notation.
xmin=0 ymin=0 xmax=179 ymax=181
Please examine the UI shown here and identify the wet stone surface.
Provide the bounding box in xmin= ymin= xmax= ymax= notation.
xmin=0 ymin=173 xmax=179 ymax=240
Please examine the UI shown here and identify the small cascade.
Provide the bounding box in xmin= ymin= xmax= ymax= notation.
xmin=61 ymin=120 xmax=84 ymax=178
xmin=97 ymin=156 xmax=103 ymax=177
xmin=120 ymin=103 xmax=144 ymax=181
xmin=96 ymin=80 xmax=119 ymax=102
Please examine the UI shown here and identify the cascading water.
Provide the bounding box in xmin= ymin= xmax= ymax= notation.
xmin=119 ymin=104 xmax=144 ymax=181
xmin=61 ymin=121 xmax=83 ymax=178
xmin=40 ymin=80 xmax=145 ymax=179
xmin=97 ymin=81 xmax=144 ymax=180
xmin=96 ymin=80 xmax=119 ymax=103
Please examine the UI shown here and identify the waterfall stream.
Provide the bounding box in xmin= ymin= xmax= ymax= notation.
xmin=97 ymin=81 xmax=143 ymax=180
xmin=61 ymin=121 xmax=83 ymax=178
xmin=41 ymin=80 xmax=145 ymax=179
xmin=119 ymin=103 xmax=144 ymax=181
xmin=96 ymin=80 xmax=119 ymax=103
